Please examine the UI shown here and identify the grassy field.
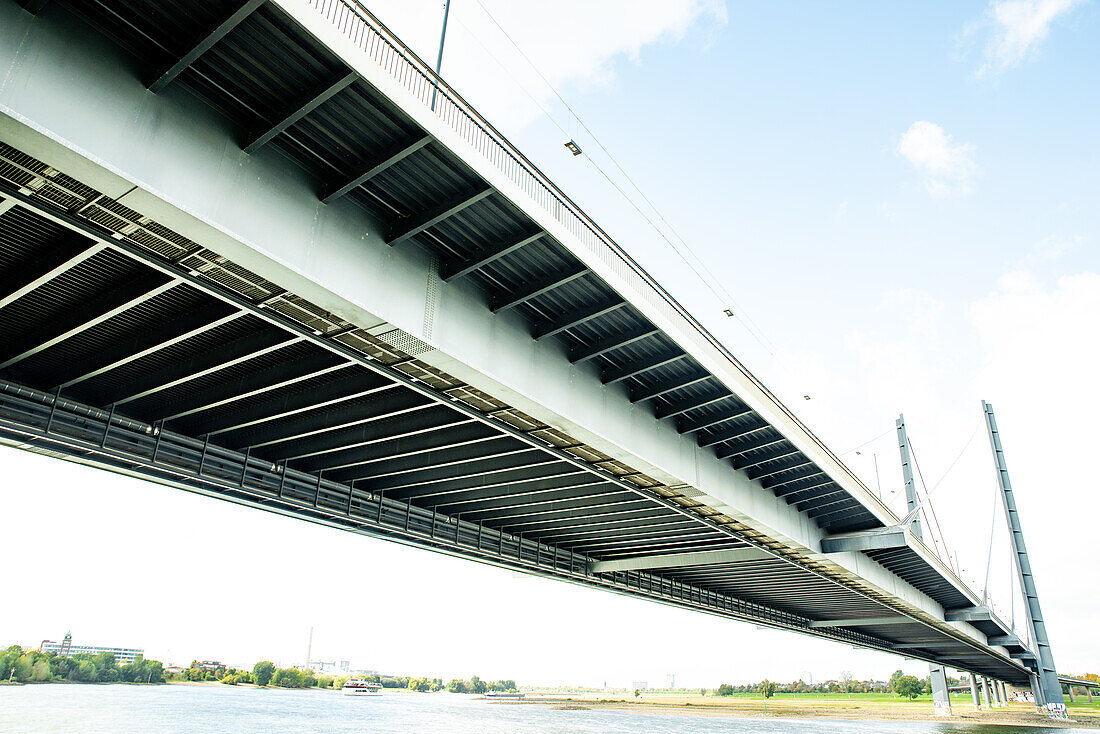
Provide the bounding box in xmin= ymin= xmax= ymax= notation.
xmin=520 ymin=690 xmax=1100 ymax=728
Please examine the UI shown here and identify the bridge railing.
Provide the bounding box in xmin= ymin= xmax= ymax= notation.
xmin=309 ymin=0 xmax=890 ymax=521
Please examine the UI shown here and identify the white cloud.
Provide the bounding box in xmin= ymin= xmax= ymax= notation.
xmin=1016 ymin=233 xmax=1082 ymax=268
xmin=897 ymin=121 xmax=977 ymax=197
xmin=363 ymin=0 xmax=727 ymax=131
xmin=972 ymin=0 xmax=1087 ymax=76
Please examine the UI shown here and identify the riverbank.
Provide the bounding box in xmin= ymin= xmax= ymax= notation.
xmin=518 ymin=693 xmax=1100 ymax=729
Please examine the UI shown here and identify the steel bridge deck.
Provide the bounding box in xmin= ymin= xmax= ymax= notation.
xmin=0 ymin=0 xmax=1035 ymax=685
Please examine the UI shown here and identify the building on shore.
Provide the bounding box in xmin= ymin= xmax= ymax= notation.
xmin=193 ymin=661 xmax=225 ymax=672
xmin=39 ymin=632 xmax=144 ymax=665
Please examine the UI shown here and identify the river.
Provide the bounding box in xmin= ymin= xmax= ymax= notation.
xmin=0 ymin=685 xmax=1088 ymax=733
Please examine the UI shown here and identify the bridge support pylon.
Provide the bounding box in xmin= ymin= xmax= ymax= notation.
xmin=970 ymin=675 xmax=982 ymax=710
xmin=983 ymin=677 xmax=993 ymax=708
xmin=983 ymin=402 xmax=1066 ymax=718
xmin=929 ymin=664 xmax=952 ymax=716
xmin=994 ymin=679 xmax=1004 ymax=707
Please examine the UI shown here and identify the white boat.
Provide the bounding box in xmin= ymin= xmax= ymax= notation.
xmin=343 ymin=680 xmax=383 ymax=696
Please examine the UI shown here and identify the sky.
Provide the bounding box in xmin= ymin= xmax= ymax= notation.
xmin=1 ymin=0 xmax=1097 ymax=688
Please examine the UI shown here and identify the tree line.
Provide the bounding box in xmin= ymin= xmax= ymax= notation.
xmin=2 ymin=645 xmax=164 ymax=684
xmin=184 ymin=661 xmax=518 ymax=695
xmin=711 ymin=671 xmax=951 ymax=699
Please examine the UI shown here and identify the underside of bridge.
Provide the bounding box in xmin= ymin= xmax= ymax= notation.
xmin=0 ymin=0 xmax=1036 ymax=686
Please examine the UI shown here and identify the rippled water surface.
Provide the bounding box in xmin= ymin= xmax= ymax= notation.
xmin=0 ymin=685 xmax=1089 ymax=734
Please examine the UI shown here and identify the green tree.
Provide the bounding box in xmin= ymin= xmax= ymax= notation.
xmin=72 ymin=660 xmax=98 ymax=682
xmin=31 ymin=659 xmax=51 ymax=682
xmin=894 ymin=675 xmax=923 ymax=700
xmin=252 ymin=661 xmax=275 ymax=687
xmin=469 ymin=675 xmax=487 ymax=694
xmin=761 ymin=679 xmax=777 ymax=698
xmin=447 ymin=678 xmax=468 ymax=693
xmin=717 ymin=683 xmax=734 ymax=696
xmin=889 ymin=669 xmax=904 ymax=695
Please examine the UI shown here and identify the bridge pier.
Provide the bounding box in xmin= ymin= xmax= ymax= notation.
xmin=1030 ymin=672 xmax=1045 ymax=711
xmin=929 ymin=664 xmax=952 ymax=716
xmin=983 ymin=677 xmax=994 ymax=708
xmin=970 ymin=676 xmax=982 ymax=710
xmin=993 ymin=679 xmax=1004 ymax=707
xmin=1067 ymin=686 xmax=1075 ymax=703
xmin=1000 ymin=681 xmax=1009 ymax=704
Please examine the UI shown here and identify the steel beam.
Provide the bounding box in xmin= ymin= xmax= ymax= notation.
xmin=433 ymin=481 xmax=614 ymax=515
xmin=630 ymin=372 xmax=711 ymax=404
xmin=820 ymin=527 xmax=908 ymax=553
xmin=570 ymin=326 xmax=660 ymax=364
xmin=803 ymin=496 xmax=858 ymax=521
xmin=496 ymin=507 xmax=674 ymax=534
xmin=600 ymin=351 xmax=686 ymax=385
xmin=0 ymin=275 xmax=176 ymax=369
xmin=381 ymin=463 xmax=581 ymax=501
xmin=148 ymin=0 xmax=266 ymax=93
xmin=491 ymin=264 xmax=587 ymax=313
xmin=387 ymin=186 xmax=493 ymax=246
xmin=296 ymin=422 xmax=500 ymax=474
xmin=748 ymin=456 xmax=814 ymax=481
xmin=222 ymin=389 xmax=432 ymax=449
xmin=50 ymin=302 xmax=242 ymax=389
xmin=762 ymin=467 xmax=824 ymax=490
xmin=154 ymin=351 xmax=346 ymax=422
xmin=589 ymin=547 xmax=770 ymax=574
xmin=322 ymin=134 xmax=432 ymax=202
xmin=988 ymin=634 xmax=1024 ymax=647
xmin=697 ymin=419 xmax=765 ymax=448
xmin=945 ymin=606 xmax=993 ymax=623
xmin=776 ymin=477 xmax=835 ymax=501
xmin=807 ymin=617 xmax=911 ymax=628
xmin=97 ymin=329 xmax=301 ymax=406
xmin=680 ymin=409 xmax=756 ymax=437
xmin=178 ymin=370 xmax=393 ymax=437
xmin=534 ymin=299 xmax=624 ymax=340
xmin=733 ymin=445 xmax=801 ymax=470
xmin=893 ymin=641 xmax=969 ymax=650
xmin=245 ymin=72 xmax=359 ymax=153
xmin=360 ymin=450 xmax=561 ymax=492
xmin=655 ymin=391 xmax=731 ymax=420
xmin=720 ymin=434 xmax=787 ymax=459
xmin=320 ymin=434 xmax=522 ymax=480
xmin=441 ymin=229 xmax=543 ymax=281
xmin=271 ymin=411 xmax=475 ymax=462
xmin=0 ymin=238 xmax=106 ymax=310
xmin=441 ymin=484 xmax=622 ymax=518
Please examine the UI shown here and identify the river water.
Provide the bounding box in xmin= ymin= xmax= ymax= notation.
xmin=0 ymin=685 xmax=1088 ymax=734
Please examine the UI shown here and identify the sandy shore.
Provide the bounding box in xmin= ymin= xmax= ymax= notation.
xmin=511 ymin=694 xmax=1100 ymax=729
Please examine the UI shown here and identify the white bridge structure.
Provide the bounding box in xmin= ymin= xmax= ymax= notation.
xmin=0 ymin=0 xmax=1071 ymax=715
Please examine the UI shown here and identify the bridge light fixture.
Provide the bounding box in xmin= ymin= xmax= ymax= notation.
xmin=723 ymin=308 xmax=734 ymax=317
xmin=803 ymin=395 xmax=812 ymax=400
xmin=564 ymin=139 xmax=583 ymax=156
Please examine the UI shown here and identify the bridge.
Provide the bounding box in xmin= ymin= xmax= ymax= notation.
xmin=0 ymin=0 xmax=1067 ymax=716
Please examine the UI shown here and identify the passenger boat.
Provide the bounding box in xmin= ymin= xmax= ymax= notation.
xmin=343 ymin=679 xmax=383 ymax=696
